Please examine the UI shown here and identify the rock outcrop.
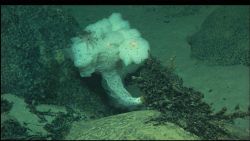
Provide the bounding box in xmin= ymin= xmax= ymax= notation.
xmin=188 ymin=6 xmax=249 ymax=66
xmin=66 ymin=110 xmax=199 ymax=140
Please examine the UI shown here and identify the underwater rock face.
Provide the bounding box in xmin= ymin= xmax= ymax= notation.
xmin=188 ymin=6 xmax=249 ymax=66
xmin=1 ymin=6 xmax=114 ymax=118
xmin=1 ymin=93 xmax=84 ymax=140
xmin=66 ymin=110 xmax=199 ymax=140
xmin=1 ymin=6 xmax=79 ymax=97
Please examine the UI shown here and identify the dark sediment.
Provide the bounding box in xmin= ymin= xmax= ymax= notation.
xmin=125 ymin=56 xmax=250 ymax=139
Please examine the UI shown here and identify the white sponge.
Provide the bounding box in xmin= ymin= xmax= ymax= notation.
xmin=70 ymin=12 xmax=150 ymax=107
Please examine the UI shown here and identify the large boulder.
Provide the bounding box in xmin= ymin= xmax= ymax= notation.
xmin=188 ymin=6 xmax=249 ymax=66
xmin=1 ymin=6 xmax=114 ymax=120
xmin=66 ymin=110 xmax=199 ymax=140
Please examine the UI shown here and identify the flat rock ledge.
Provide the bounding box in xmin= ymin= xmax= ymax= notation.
xmin=66 ymin=110 xmax=199 ymax=140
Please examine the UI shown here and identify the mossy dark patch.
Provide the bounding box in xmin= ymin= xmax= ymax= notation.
xmin=1 ymin=119 xmax=28 ymax=140
xmin=125 ymin=56 xmax=250 ymax=140
xmin=44 ymin=113 xmax=73 ymax=139
xmin=1 ymin=98 xmax=13 ymax=114
xmin=43 ymin=107 xmax=82 ymax=140
xmin=1 ymin=6 xmax=80 ymax=104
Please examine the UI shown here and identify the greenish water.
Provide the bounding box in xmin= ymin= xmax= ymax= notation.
xmin=1 ymin=5 xmax=249 ymax=140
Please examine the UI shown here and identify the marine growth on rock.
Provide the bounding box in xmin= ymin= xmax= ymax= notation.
xmin=125 ymin=56 xmax=250 ymax=140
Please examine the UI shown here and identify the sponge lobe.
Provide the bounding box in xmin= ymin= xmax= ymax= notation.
xmin=102 ymin=31 xmax=125 ymax=47
xmin=71 ymin=37 xmax=93 ymax=68
xmin=85 ymin=18 xmax=112 ymax=37
xmin=118 ymin=29 xmax=141 ymax=40
xmin=119 ymin=37 xmax=150 ymax=66
xmin=108 ymin=13 xmax=130 ymax=31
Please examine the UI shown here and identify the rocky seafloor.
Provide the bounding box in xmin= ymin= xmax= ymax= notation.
xmin=1 ymin=6 xmax=249 ymax=140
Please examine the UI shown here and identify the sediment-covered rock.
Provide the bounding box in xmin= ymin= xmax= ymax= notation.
xmin=188 ymin=6 xmax=249 ymax=66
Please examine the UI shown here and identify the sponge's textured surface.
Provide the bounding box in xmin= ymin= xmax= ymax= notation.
xmin=85 ymin=18 xmax=112 ymax=38
xmin=109 ymin=13 xmax=130 ymax=31
xmin=119 ymin=38 xmax=150 ymax=66
xmin=71 ymin=37 xmax=94 ymax=68
xmin=102 ymin=71 xmax=142 ymax=107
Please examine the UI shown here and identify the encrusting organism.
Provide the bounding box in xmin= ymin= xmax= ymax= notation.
xmin=67 ymin=13 xmax=150 ymax=108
